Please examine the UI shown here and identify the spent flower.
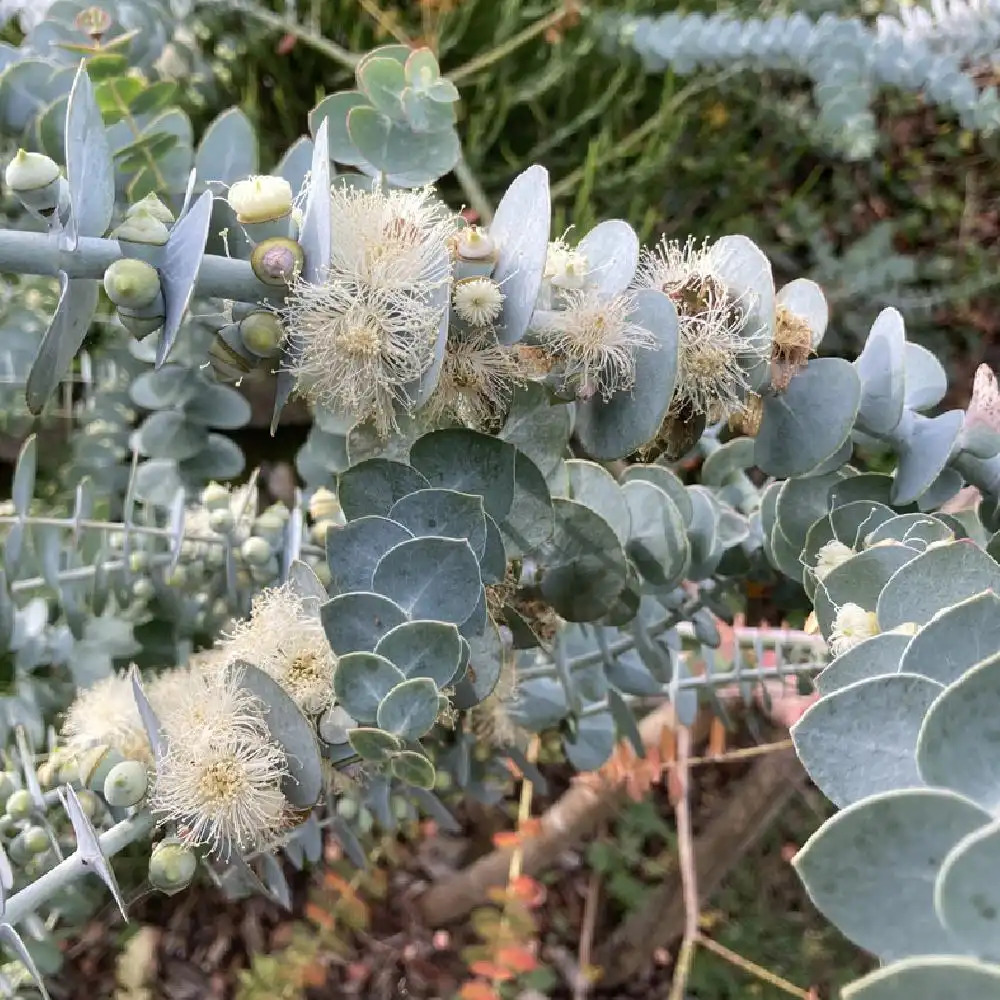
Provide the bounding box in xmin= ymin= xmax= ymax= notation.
xmin=633 ymin=236 xmax=764 ymax=421
xmin=533 ymin=288 xmax=655 ymax=400
xmin=221 ymin=584 xmax=337 ymax=714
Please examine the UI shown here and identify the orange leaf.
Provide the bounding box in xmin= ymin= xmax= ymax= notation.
xmin=519 ymin=817 xmax=542 ymax=838
xmin=496 ymin=945 xmax=538 ymax=973
xmin=509 ymin=875 xmax=547 ymax=908
xmin=305 ymin=903 xmax=335 ymax=931
xmin=491 ymin=831 xmax=521 ymax=849
xmin=468 ymin=961 xmax=515 ymax=981
xmin=459 ymin=982 xmax=501 ymax=1000
xmin=708 ymin=717 xmax=727 ymax=758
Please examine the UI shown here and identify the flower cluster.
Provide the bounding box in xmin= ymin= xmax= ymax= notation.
xmin=281 ymin=185 xmax=455 ymax=436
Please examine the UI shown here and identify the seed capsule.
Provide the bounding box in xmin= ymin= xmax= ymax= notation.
xmin=250 ymin=237 xmax=304 ymax=286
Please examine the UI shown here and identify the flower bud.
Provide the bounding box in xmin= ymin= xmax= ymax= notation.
xmin=313 ymin=561 xmax=332 ymax=587
xmin=103 ymin=258 xmax=162 ymax=311
xmin=209 ymin=325 xmax=262 ymax=382
xmin=22 ymin=827 xmax=49 ymax=856
xmin=336 ymin=797 xmax=359 ymax=820
xmin=111 ymin=210 xmax=170 ymax=247
xmin=103 ymin=760 xmax=149 ymax=807
xmin=148 ymin=838 xmax=198 ymax=894
xmin=249 ymin=558 xmax=279 ymax=584
xmin=130 ymin=550 xmax=150 ymax=573
xmin=240 ymin=535 xmax=272 ymax=566
xmin=5 ymin=149 xmax=59 ymax=192
xmin=227 ymin=175 xmax=293 ymax=224
xmin=0 ymin=771 xmax=16 ymax=807
xmin=132 ymin=578 xmax=156 ymax=601
xmin=453 ymin=226 xmax=496 ymax=262
xmin=127 ymin=192 xmax=174 ymax=225
xmin=208 ymin=508 xmax=235 ymax=534
xmin=310 ymin=519 xmax=337 ymax=545
xmin=239 ymin=311 xmax=285 ymax=359
xmin=76 ymin=789 xmax=101 ymax=819
xmin=308 ymin=487 xmax=341 ymax=523
xmin=164 ymin=565 xmax=187 ymax=588
xmin=5 ymin=789 xmax=32 ymax=820
xmin=36 ymin=760 xmax=59 ymax=789
xmin=118 ymin=310 xmax=163 ymax=340
xmin=201 ymin=481 xmax=231 ymax=511
xmin=253 ymin=509 xmax=286 ymax=545
xmin=250 ymin=237 xmax=304 ymax=286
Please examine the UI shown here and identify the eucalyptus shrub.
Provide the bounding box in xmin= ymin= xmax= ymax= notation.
xmin=0 ymin=19 xmax=997 ymax=1000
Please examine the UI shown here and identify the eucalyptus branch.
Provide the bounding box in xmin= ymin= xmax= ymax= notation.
xmin=0 ymin=231 xmax=276 ymax=304
xmin=2 ymin=811 xmax=154 ymax=929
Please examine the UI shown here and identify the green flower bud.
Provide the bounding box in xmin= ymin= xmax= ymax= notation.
xmin=208 ymin=508 xmax=235 ymax=534
xmin=253 ymin=509 xmax=285 ymax=542
xmin=127 ymin=192 xmax=174 ymax=225
xmin=0 ymin=771 xmax=17 ymax=806
xmin=76 ymin=789 xmax=100 ymax=819
xmin=201 ymin=481 xmax=231 ymax=511
xmin=103 ymin=760 xmax=149 ymax=807
xmin=165 ymin=565 xmax=187 ymax=588
xmin=239 ymin=311 xmax=285 ymax=359
xmin=148 ymin=838 xmax=198 ymax=894
xmin=132 ymin=578 xmax=155 ymax=601
xmin=6 ymin=789 xmax=32 ymax=820
xmin=117 ymin=310 xmax=164 ymax=340
xmin=265 ymin=502 xmax=290 ymax=522
xmin=77 ymin=745 xmax=125 ymax=791
xmin=392 ymin=795 xmax=409 ymax=821
xmin=209 ymin=325 xmax=261 ymax=382
xmin=227 ymin=175 xmax=293 ymax=224
xmin=336 ymin=797 xmax=359 ymax=821
xmin=250 ymin=237 xmax=304 ymax=286
xmin=129 ymin=550 xmax=150 ymax=573
xmin=22 ymin=827 xmax=49 ymax=856
xmin=5 ymin=149 xmax=64 ymax=217
xmin=357 ymin=806 xmax=374 ymax=834
xmin=249 ymin=558 xmax=279 ymax=584
xmin=5 ymin=149 xmax=60 ymax=192
xmin=103 ymin=258 xmax=162 ymax=311
xmin=434 ymin=769 xmax=452 ymax=791
xmin=310 ymin=519 xmax=337 ymax=545
xmin=35 ymin=760 xmax=59 ymax=790
xmin=111 ymin=210 xmax=170 ymax=247
xmin=308 ymin=487 xmax=341 ymax=523
xmin=240 ymin=535 xmax=272 ymax=566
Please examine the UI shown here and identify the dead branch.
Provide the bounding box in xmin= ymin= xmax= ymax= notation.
xmin=593 ymin=747 xmax=805 ymax=986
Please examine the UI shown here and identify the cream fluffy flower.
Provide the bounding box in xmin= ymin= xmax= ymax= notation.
xmin=148 ymin=655 xmax=267 ymax=743
xmin=281 ymin=185 xmax=454 ymax=436
xmin=814 ymin=540 xmax=855 ymax=582
xmin=452 ymin=277 xmax=504 ymax=327
xmin=61 ymin=672 xmax=152 ymax=765
xmin=221 ymin=584 xmax=337 ymax=715
xmin=633 ymin=236 xmax=765 ymax=421
xmin=151 ymin=726 xmax=288 ymax=858
xmin=533 ymin=289 xmax=655 ymax=400
xmin=829 ymin=603 xmax=880 ymax=657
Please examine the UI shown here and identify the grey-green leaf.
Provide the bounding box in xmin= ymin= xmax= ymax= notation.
xmin=792 ymin=673 xmax=942 ymax=807
xmin=376 ymin=677 xmax=439 ymax=739
xmin=793 ymin=788 xmax=990 ymax=961
xmin=372 ymin=537 xmax=482 ymax=624
xmin=333 ymin=652 xmax=405 ymax=723
xmin=321 ymin=591 xmax=408 ymax=655
xmin=238 ymin=663 xmax=323 ymax=808
xmin=374 ymin=620 xmax=462 ymax=687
